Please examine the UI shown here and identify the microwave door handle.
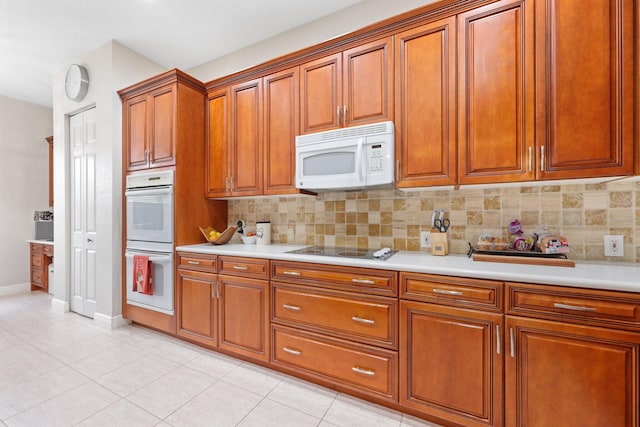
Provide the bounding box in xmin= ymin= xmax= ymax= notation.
xmin=355 ymin=138 xmax=364 ymax=180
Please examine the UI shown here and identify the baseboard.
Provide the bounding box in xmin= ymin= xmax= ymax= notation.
xmin=93 ymin=312 xmax=131 ymax=330
xmin=51 ymin=297 xmax=69 ymax=314
xmin=0 ymin=282 xmax=30 ymax=297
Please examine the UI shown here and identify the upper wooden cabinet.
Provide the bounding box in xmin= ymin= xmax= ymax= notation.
xmin=206 ymin=78 xmax=263 ymax=198
xmin=300 ymin=37 xmax=394 ymax=134
xmin=120 ymin=70 xmax=208 ymax=173
xmin=263 ymin=67 xmax=300 ymax=195
xmin=395 ymin=17 xmax=457 ymax=188
xmin=45 ymin=136 xmax=53 ymax=207
xmin=458 ymin=0 xmax=535 ymax=185
xmin=535 ymin=0 xmax=635 ymax=179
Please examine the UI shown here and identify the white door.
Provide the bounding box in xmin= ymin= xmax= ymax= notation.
xmin=70 ymin=108 xmax=97 ymax=317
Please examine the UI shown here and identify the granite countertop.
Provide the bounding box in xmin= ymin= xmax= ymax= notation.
xmin=27 ymin=239 xmax=54 ymax=245
xmin=176 ymin=243 xmax=640 ymax=294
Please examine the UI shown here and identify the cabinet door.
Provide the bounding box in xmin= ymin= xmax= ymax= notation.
xmin=458 ymin=0 xmax=535 ymax=184
xmin=395 ymin=17 xmax=457 ymax=188
xmin=343 ymin=37 xmax=393 ymax=127
xmin=218 ymin=275 xmax=269 ymax=361
xmin=400 ymin=300 xmax=503 ymax=427
xmin=206 ymin=88 xmax=231 ymax=197
xmin=124 ymin=93 xmax=149 ymax=171
xmin=230 ymin=79 xmax=263 ymax=196
xmin=535 ymin=0 xmax=634 ymax=179
xmin=506 ymin=315 xmax=640 ymax=427
xmin=148 ymin=85 xmax=176 ymax=169
xmin=300 ymin=53 xmax=342 ymax=134
xmin=176 ymin=269 xmax=217 ymax=347
xmin=263 ymin=67 xmax=299 ymax=195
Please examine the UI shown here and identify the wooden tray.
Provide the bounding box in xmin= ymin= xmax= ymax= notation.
xmin=468 ymin=242 xmax=574 ymax=267
xmin=199 ymin=226 xmax=237 ymax=245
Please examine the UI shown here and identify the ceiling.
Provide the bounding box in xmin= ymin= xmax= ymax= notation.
xmin=0 ymin=0 xmax=363 ymax=108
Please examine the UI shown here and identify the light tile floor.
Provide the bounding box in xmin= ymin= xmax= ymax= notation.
xmin=0 ymin=291 xmax=444 ymax=427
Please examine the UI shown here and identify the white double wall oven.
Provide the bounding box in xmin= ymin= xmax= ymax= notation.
xmin=124 ymin=170 xmax=175 ymax=315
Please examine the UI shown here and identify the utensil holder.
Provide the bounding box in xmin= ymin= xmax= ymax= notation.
xmin=431 ymin=232 xmax=448 ymax=256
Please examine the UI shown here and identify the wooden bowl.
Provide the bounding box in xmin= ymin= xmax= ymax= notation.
xmin=199 ymin=226 xmax=237 ymax=245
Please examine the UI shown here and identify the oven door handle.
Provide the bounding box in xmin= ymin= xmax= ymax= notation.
xmin=125 ymin=253 xmax=172 ymax=264
xmin=125 ymin=187 xmax=173 ymax=197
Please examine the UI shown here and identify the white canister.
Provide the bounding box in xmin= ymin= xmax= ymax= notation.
xmin=256 ymin=221 xmax=271 ymax=246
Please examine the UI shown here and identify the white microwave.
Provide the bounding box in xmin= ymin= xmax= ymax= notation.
xmin=295 ymin=121 xmax=395 ymax=192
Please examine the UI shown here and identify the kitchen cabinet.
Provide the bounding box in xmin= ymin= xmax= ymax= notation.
xmin=177 ymin=253 xmax=270 ymax=362
xmin=458 ymin=0 xmax=535 ymax=185
xmin=30 ymin=242 xmax=53 ymax=292
xmin=206 ymin=79 xmax=263 ymax=197
xmin=535 ymin=0 xmax=635 ymax=180
xmin=176 ymin=253 xmax=218 ymax=346
xmin=262 ymin=67 xmax=300 ymax=195
xmin=122 ymin=83 xmax=176 ymax=172
xmin=300 ymin=37 xmax=393 ymax=134
xmin=505 ymin=282 xmax=640 ymax=426
xmin=45 ymin=136 xmax=53 ymax=207
xmin=400 ymin=273 xmax=504 ymax=427
xmin=394 ymin=17 xmax=457 ymax=188
xmin=271 ymin=260 xmax=399 ymax=402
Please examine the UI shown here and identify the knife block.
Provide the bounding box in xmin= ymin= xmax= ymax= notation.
xmin=431 ymin=232 xmax=448 ymax=256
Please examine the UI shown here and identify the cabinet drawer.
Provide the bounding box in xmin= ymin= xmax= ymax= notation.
xmin=31 ymin=254 xmax=43 ymax=268
xmin=43 ymin=245 xmax=53 ymax=256
xmin=272 ymin=261 xmax=397 ymax=296
xmin=273 ymin=284 xmax=397 ymax=349
xmin=30 ymin=243 xmax=43 ymax=255
xmin=272 ymin=325 xmax=397 ymax=401
xmin=219 ymin=256 xmax=269 ymax=279
xmin=31 ymin=269 xmax=44 ymax=287
xmin=400 ymin=272 xmax=503 ymax=312
xmin=177 ymin=252 xmax=217 ymax=273
xmin=507 ymin=282 xmax=640 ymax=330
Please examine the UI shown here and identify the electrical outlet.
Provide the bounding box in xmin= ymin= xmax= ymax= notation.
xmin=604 ymin=235 xmax=624 ymax=257
xmin=420 ymin=231 xmax=432 ymax=249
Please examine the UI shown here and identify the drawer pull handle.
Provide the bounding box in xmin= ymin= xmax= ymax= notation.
xmin=283 ymin=304 xmax=301 ymax=311
xmin=352 ymin=366 xmax=375 ymax=376
xmin=433 ymin=288 xmax=463 ymax=296
xmin=283 ymin=271 xmax=301 ymax=276
xmin=187 ymin=261 xmax=200 ymax=265
xmin=232 ymin=265 xmax=248 ymax=270
xmin=553 ymin=303 xmax=597 ymax=312
xmin=352 ymin=278 xmax=375 ymax=285
xmin=283 ymin=347 xmax=301 ymax=356
xmin=352 ymin=316 xmax=375 ymax=325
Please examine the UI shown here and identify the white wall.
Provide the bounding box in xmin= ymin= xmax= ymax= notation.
xmin=188 ymin=0 xmax=436 ymax=82
xmin=0 ymin=96 xmax=52 ymax=292
xmin=51 ymin=40 xmax=165 ymax=322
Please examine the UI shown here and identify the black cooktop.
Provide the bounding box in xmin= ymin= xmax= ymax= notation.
xmin=286 ymin=246 xmax=396 ymax=261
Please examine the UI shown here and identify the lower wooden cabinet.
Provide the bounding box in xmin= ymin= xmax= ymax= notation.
xmin=176 ymin=252 xmax=270 ymax=362
xmin=400 ymin=300 xmax=504 ymax=427
xmin=30 ymin=242 xmax=53 ymax=292
xmin=505 ymin=315 xmax=640 ymax=427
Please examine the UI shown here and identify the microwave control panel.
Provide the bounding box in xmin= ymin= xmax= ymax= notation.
xmin=367 ymin=143 xmax=386 ymax=174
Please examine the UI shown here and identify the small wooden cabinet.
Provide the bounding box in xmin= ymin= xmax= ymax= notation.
xmin=300 ymin=37 xmax=393 ymax=134
xmin=177 ymin=253 xmax=270 ymax=362
xmin=399 ymin=273 xmax=504 ymax=427
xmin=30 ymin=242 xmax=53 ymax=292
xmin=45 ymin=136 xmax=53 ymax=207
xmin=505 ymin=282 xmax=640 ymax=426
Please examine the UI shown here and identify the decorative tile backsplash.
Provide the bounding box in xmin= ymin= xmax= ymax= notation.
xmin=228 ymin=180 xmax=640 ymax=263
